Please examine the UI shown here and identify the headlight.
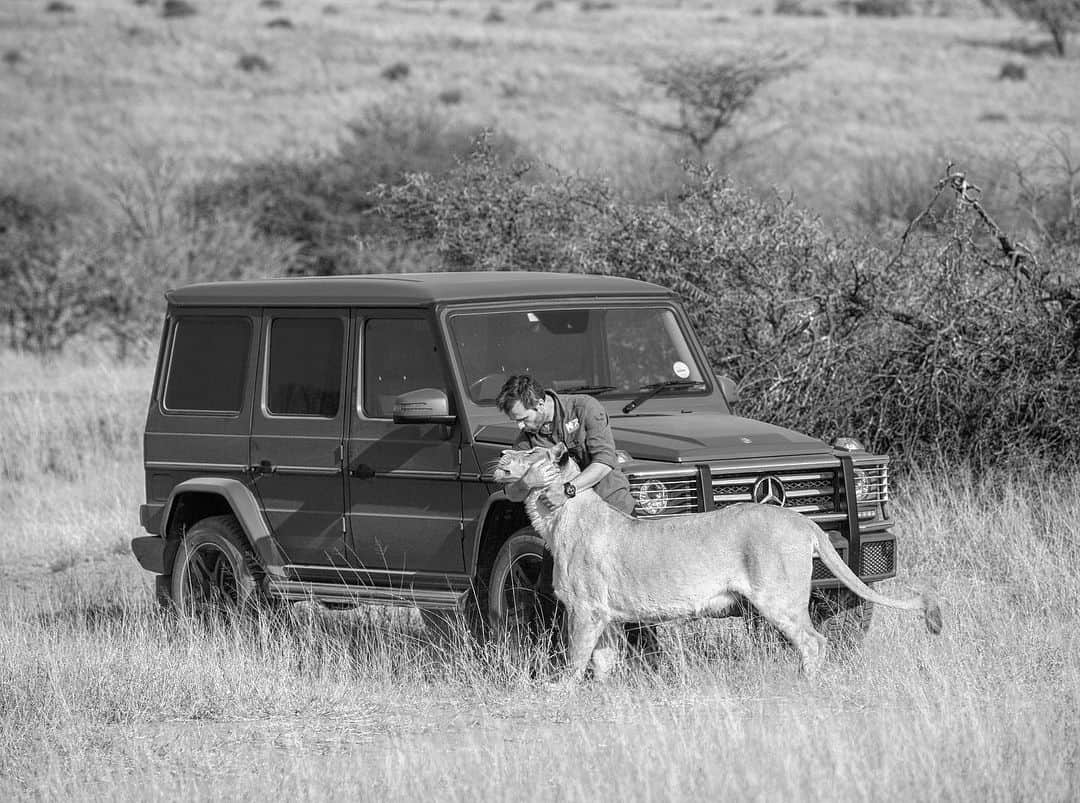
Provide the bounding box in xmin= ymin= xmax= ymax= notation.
xmin=834 ymin=437 xmax=865 ymax=452
xmin=854 ymin=469 xmax=873 ymax=503
xmin=637 ymin=481 xmax=669 ymax=516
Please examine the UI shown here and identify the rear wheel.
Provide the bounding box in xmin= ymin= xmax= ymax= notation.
xmin=169 ymin=515 xmax=260 ymax=618
xmin=809 ymin=588 xmax=874 ymax=649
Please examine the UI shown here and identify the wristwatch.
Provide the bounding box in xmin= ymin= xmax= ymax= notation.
xmin=563 ymin=482 xmax=577 ymax=498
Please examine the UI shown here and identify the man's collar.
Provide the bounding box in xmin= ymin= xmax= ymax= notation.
xmin=542 ymin=391 xmax=564 ymax=436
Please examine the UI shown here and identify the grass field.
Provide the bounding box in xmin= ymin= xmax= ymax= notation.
xmin=2 ymin=353 xmax=1078 ymax=800
xmin=2 ymin=0 xmax=1078 ymax=223
xmin=2 ymin=2 xmax=1079 ymax=798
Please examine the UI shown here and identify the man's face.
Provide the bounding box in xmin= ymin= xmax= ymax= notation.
xmin=507 ymin=400 xmax=546 ymax=434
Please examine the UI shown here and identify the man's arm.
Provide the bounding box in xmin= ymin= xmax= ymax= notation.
xmin=571 ymin=397 xmax=619 ymax=492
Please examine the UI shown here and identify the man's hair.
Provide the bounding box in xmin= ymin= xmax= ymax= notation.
xmin=496 ymin=375 xmax=547 ymax=415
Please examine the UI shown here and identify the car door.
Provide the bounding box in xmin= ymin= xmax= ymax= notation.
xmin=345 ymin=312 xmax=465 ymax=580
xmin=250 ymin=309 xmax=350 ymax=571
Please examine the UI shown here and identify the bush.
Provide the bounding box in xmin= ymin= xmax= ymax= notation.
xmin=161 ymin=1 xmax=197 ymax=18
xmin=377 ymin=143 xmax=1080 ymax=469
xmin=187 ymin=105 xmax=526 ymax=275
xmin=381 ymin=61 xmax=410 ymax=81
xmin=850 ymin=0 xmax=913 ymax=14
xmin=236 ymin=53 xmax=271 ymax=72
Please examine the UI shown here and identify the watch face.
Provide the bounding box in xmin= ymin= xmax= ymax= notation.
xmin=564 ymin=482 xmax=576 ymax=498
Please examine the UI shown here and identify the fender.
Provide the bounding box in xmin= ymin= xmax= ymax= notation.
xmin=468 ymin=489 xmax=522 ymax=573
xmin=162 ymin=477 xmax=288 ymax=579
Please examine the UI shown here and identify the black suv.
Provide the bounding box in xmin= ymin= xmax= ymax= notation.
xmin=131 ymin=272 xmax=893 ymax=640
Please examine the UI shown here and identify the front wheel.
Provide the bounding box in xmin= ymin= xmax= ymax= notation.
xmin=487 ymin=527 xmax=564 ymax=660
xmin=169 ymin=515 xmax=260 ymax=618
xmin=809 ymin=588 xmax=874 ymax=649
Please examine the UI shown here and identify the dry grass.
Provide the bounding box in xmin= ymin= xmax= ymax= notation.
xmin=1 ymin=0 xmax=1077 ymax=221
xmin=2 ymin=355 xmax=1078 ymax=799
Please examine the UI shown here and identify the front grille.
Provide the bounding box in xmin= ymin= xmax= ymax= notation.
xmin=713 ymin=470 xmax=838 ymax=517
xmin=812 ymin=541 xmax=894 ymax=581
xmin=812 ymin=552 xmax=845 ymax=580
xmin=860 ymin=540 xmax=895 ymax=576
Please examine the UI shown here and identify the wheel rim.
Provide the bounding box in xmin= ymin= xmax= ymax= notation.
xmin=495 ymin=550 xmax=561 ymax=644
xmin=180 ymin=542 xmax=241 ymax=614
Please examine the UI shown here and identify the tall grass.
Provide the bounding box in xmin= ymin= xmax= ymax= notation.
xmin=2 ymin=357 xmax=1078 ymax=799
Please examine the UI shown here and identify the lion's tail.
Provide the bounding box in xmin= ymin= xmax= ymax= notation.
xmin=812 ymin=528 xmax=942 ymax=635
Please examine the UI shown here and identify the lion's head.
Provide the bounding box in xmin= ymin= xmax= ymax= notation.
xmin=491 ymin=442 xmax=577 ymax=485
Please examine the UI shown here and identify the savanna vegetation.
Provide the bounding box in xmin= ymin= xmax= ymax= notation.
xmin=2 ymin=0 xmax=1079 ymax=798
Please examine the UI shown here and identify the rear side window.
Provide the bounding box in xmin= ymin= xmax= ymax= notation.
xmin=267 ymin=317 xmax=344 ymax=417
xmin=163 ymin=316 xmax=251 ymax=414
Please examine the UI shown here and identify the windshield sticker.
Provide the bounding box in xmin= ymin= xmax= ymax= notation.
xmin=673 ymin=361 xmax=691 ymax=379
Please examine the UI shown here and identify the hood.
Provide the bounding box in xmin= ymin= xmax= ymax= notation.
xmin=473 ymin=412 xmax=832 ymax=463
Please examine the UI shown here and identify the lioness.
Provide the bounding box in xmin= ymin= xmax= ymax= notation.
xmin=492 ymin=443 xmax=942 ymax=681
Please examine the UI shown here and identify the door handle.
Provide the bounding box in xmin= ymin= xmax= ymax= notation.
xmin=350 ymin=464 xmax=376 ymax=480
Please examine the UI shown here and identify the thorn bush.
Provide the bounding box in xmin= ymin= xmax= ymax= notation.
xmin=376 ymin=140 xmax=1080 ymax=470
xmin=161 ymin=0 xmax=197 ymax=18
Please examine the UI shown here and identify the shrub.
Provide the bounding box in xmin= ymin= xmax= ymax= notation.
xmin=381 ymin=61 xmax=410 ymax=81
xmin=266 ymin=16 xmax=293 ymax=28
xmin=774 ymin=0 xmax=828 ymax=14
xmin=999 ymin=61 xmax=1027 ymax=80
xmin=236 ymin=53 xmax=271 ymax=72
xmin=484 ymin=6 xmax=506 ymax=22
xmin=851 ymin=0 xmax=912 ymax=14
xmin=437 ymin=88 xmax=464 ymax=105
xmin=376 ymin=142 xmax=1080 ymax=469
xmin=161 ymin=0 xmax=197 ymax=18
xmin=44 ymin=1 xmax=75 ymax=12
xmin=186 ymin=106 xmax=526 ymax=275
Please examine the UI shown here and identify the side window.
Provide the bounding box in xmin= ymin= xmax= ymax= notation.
xmin=266 ymin=317 xmax=344 ymax=417
xmin=163 ymin=316 xmax=251 ymax=414
xmin=362 ymin=318 xmax=449 ymax=419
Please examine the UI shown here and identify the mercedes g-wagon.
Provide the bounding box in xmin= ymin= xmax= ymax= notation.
xmin=131 ymin=272 xmax=894 ymax=642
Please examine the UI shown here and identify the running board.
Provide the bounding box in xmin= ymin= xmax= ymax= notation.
xmin=265 ymin=578 xmax=467 ymax=610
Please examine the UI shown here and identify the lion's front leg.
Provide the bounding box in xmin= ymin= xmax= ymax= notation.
xmin=589 ymin=626 xmax=621 ymax=680
xmin=564 ymin=609 xmax=607 ymax=683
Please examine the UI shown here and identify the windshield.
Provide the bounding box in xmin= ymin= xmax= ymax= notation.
xmin=449 ymin=306 xmax=706 ymax=404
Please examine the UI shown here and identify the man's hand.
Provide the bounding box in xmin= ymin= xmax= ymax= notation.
xmin=521 ymin=459 xmax=560 ymax=490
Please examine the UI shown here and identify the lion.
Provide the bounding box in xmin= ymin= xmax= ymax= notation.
xmin=492 ymin=442 xmax=942 ymax=681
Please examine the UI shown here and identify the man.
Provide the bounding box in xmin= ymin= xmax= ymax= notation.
xmin=495 ymin=374 xmax=661 ymax=668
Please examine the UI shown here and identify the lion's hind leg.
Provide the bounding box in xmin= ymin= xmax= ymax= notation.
xmin=744 ymin=596 xmax=826 ymax=678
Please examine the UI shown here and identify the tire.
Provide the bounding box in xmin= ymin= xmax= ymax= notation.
xmin=809 ymin=587 xmax=874 ymax=649
xmin=419 ymin=596 xmax=487 ymax=645
xmin=169 ymin=515 xmax=260 ymax=618
xmin=487 ymin=527 xmax=565 ymax=660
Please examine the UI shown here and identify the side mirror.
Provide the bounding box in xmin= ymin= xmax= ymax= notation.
xmin=393 ymin=388 xmax=457 ymax=425
xmin=718 ymin=375 xmax=740 ymax=407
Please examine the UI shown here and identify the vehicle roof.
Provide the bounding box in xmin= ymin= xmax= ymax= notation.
xmin=166 ymin=272 xmax=673 ymax=308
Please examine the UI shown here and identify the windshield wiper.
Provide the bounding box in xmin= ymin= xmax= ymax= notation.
xmin=560 ymin=384 xmax=616 ymax=396
xmin=621 ymin=380 xmax=705 ymax=414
